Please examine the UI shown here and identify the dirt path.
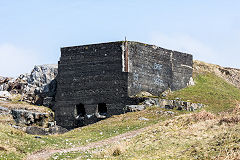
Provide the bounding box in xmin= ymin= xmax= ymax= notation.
xmin=26 ymin=127 xmax=146 ymax=160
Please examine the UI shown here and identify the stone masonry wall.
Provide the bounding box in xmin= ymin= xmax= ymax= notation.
xmin=127 ymin=42 xmax=192 ymax=96
xmin=54 ymin=41 xmax=193 ymax=129
xmin=54 ymin=42 xmax=128 ymax=129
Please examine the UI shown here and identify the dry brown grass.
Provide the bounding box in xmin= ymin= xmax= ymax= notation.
xmin=0 ymin=146 xmax=7 ymax=151
xmin=95 ymin=141 xmax=129 ymax=158
xmin=216 ymin=148 xmax=240 ymax=160
xmin=219 ymin=116 xmax=240 ymax=125
xmin=0 ymin=115 xmax=14 ymax=124
xmin=232 ymin=104 xmax=240 ymax=114
xmin=190 ymin=110 xmax=216 ymax=121
xmin=87 ymin=106 xmax=240 ymax=159
xmin=0 ymin=100 xmax=51 ymax=113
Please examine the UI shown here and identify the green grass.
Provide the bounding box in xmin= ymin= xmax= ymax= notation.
xmin=167 ymin=73 xmax=240 ymax=113
xmin=0 ymin=107 xmax=180 ymax=159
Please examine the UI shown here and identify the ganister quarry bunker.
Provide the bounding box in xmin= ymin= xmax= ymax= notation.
xmin=53 ymin=41 xmax=193 ymax=129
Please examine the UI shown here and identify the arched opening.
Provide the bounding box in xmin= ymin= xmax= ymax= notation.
xmin=96 ymin=103 xmax=107 ymax=118
xmin=75 ymin=103 xmax=86 ymax=119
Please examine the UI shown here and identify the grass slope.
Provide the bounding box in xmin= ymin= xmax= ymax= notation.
xmin=167 ymin=73 xmax=240 ymax=113
xmin=88 ymin=109 xmax=240 ymax=159
xmin=0 ymin=106 xmax=179 ymax=159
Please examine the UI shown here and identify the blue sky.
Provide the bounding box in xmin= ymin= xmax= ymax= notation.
xmin=0 ymin=0 xmax=239 ymax=77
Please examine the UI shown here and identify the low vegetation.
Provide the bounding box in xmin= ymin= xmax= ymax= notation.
xmin=167 ymin=72 xmax=240 ymax=113
xmin=87 ymin=108 xmax=240 ymax=159
xmin=0 ymin=105 xmax=179 ymax=159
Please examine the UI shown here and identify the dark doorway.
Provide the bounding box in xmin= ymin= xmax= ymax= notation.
xmin=96 ymin=103 xmax=107 ymax=118
xmin=75 ymin=103 xmax=86 ymax=119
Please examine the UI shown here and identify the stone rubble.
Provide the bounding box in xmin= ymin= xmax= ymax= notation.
xmin=126 ymin=98 xmax=204 ymax=112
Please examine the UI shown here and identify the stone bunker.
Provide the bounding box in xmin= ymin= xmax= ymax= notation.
xmin=53 ymin=41 xmax=193 ymax=129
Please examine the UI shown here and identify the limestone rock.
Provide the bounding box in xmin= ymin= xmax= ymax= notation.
xmin=48 ymin=125 xmax=68 ymax=134
xmin=26 ymin=126 xmax=48 ymax=135
xmin=143 ymin=98 xmax=159 ymax=106
xmin=26 ymin=125 xmax=68 ymax=135
xmin=0 ymin=91 xmax=12 ymax=100
xmin=161 ymin=88 xmax=172 ymax=97
xmin=187 ymin=77 xmax=195 ymax=86
xmin=126 ymin=98 xmax=204 ymax=112
xmin=0 ymin=106 xmax=10 ymax=115
xmin=159 ymin=99 xmax=204 ymax=111
xmin=139 ymin=117 xmax=149 ymax=121
xmin=125 ymin=105 xmax=146 ymax=112
xmin=0 ymin=64 xmax=58 ymax=105
xmin=11 ymin=109 xmax=53 ymax=127
xmin=136 ymin=91 xmax=153 ymax=97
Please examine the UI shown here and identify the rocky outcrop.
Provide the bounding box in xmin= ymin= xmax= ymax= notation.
xmin=0 ymin=64 xmax=58 ymax=106
xmin=0 ymin=104 xmax=66 ymax=135
xmin=158 ymin=99 xmax=204 ymax=111
xmin=0 ymin=105 xmax=54 ymax=127
xmin=0 ymin=77 xmax=13 ymax=91
xmin=126 ymin=98 xmax=204 ymax=112
xmin=11 ymin=109 xmax=54 ymax=127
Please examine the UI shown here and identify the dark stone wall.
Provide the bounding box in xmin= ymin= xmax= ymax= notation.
xmin=171 ymin=51 xmax=193 ymax=91
xmin=127 ymin=42 xmax=192 ymax=96
xmin=54 ymin=42 xmax=128 ymax=129
xmin=54 ymin=41 xmax=193 ymax=129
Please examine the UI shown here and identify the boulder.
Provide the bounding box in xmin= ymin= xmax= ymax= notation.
xmin=143 ymin=98 xmax=159 ymax=106
xmin=48 ymin=125 xmax=68 ymax=134
xmin=125 ymin=105 xmax=146 ymax=112
xmin=187 ymin=77 xmax=195 ymax=86
xmin=26 ymin=126 xmax=48 ymax=135
xmin=136 ymin=91 xmax=153 ymax=97
xmin=26 ymin=125 xmax=68 ymax=135
xmin=139 ymin=117 xmax=149 ymax=121
xmin=0 ymin=91 xmax=12 ymax=100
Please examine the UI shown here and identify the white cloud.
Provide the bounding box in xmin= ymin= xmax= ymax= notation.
xmin=149 ymin=32 xmax=218 ymax=64
xmin=0 ymin=43 xmax=41 ymax=77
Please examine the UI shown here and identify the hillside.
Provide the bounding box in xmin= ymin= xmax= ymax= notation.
xmin=0 ymin=60 xmax=240 ymax=159
xmin=167 ymin=65 xmax=240 ymax=113
xmin=80 ymin=108 xmax=240 ymax=159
